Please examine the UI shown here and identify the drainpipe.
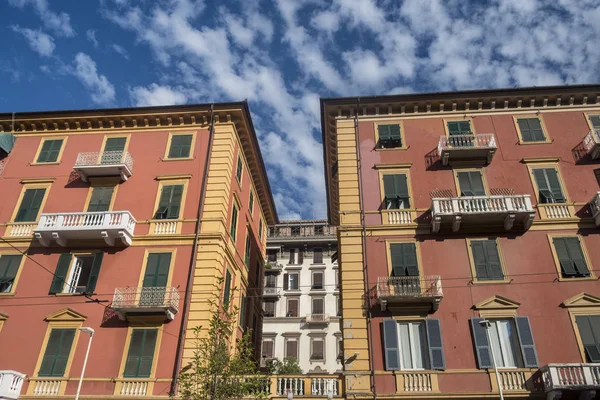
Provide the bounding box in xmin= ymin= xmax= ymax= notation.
xmin=170 ymin=104 xmax=216 ymax=395
xmin=353 ymin=99 xmax=377 ymax=399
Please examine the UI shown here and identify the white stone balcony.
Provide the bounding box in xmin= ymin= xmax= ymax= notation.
xmin=74 ymin=151 xmax=134 ymax=182
xmin=34 ymin=211 xmax=135 ymax=247
xmin=431 ymin=195 xmax=535 ymax=233
xmin=305 ymin=313 xmax=330 ymax=325
xmin=0 ymin=371 xmax=25 ymax=400
xmin=437 ymin=133 xmax=497 ymax=166
xmin=589 ymin=192 xmax=600 ymax=227
xmin=376 ymin=276 xmax=443 ymax=312
xmin=540 ymin=363 xmax=600 ymax=400
xmin=263 ymin=286 xmax=281 ymax=297
xmin=265 ymin=261 xmax=283 ymax=273
xmin=112 ymin=286 xmax=179 ymax=321
xmin=583 ymin=129 xmax=600 ymax=159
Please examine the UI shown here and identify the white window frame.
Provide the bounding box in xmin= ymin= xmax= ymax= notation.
xmin=488 ymin=319 xmax=523 ymax=369
xmin=397 ymin=321 xmax=429 ymax=371
xmin=287 ymin=272 xmax=299 ymax=290
xmin=64 ymin=255 xmax=94 ymax=294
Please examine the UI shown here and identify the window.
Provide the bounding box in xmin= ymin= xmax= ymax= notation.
xmin=457 ymin=171 xmax=485 ymax=196
xmin=15 ymin=188 xmax=46 ymax=222
xmin=383 ymin=174 xmax=410 ymax=209
xmin=313 ymin=248 xmax=323 ymax=264
xmin=575 ymin=315 xmax=600 ymax=362
xmin=38 ymin=329 xmax=76 ymax=377
xmin=283 ymin=273 xmax=299 ymax=291
xmin=245 ymin=233 xmax=251 ymax=269
xmin=0 ymin=254 xmax=23 ymax=293
xmin=337 ymin=336 xmax=343 ymax=358
xmin=223 ymin=269 xmax=232 ymax=305
xmin=589 ymin=115 xmax=600 ymax=131
xmin=123 ymin=329 xmax=158 ymax=378
xmin=259 ymin=219 xmax=263 ymax=240
xmin=447 ymin=120 xmax=472 ymax=136
xmin=249 ymin=191 xmax=254 ymax=215
xmin=337 ymin=296 xmax=342 ymax=316
xmin=167 ymin=134 xmax=193 ymax=159
xmin=312 ymin=271 xmax=324 ymax=290
xmin=470 ymin=317 xmax=539 ymax=369
xmin=230 ymin=205 xmax=238 ymax=241
xmin=287 ymin=248 xmax=303 ymax=265
xmin=552 ymin=237 xmax=590 ymax=278
xmin=285 ymin=339 xmax=298 ymax=360
xmin=262 ymin=340 xmax=274 ymax=359
xmin=236 ymin=156 xmax=243 ymax=184
xmin=312 ymin=298 xmax=324 ymax=315
xmin=382 ymin=319 xmax=445 ymax=371
xmin=389 ymin=243 xmax=419 ymax=277
xmin=255 ymin=260 xmax=261 ymax=285
xmin=36 ymin=139 xmax=64 ymax=163
xmin=469 ymin=240 xmax=504 ymax=281
xmin=377 ymin=124 xmax=402 ymax=149
xmin=265 ymin=275 xmax=277 ymax=288
xmin=86 ymin=186 xmax=114 ymax=212
xmin=532 ymin=168 xmax=565 ymax=203
xmin=264 ymin=301 xmax=275 ymax=317
xmin=101 ymin=137 xmax=127 ymax=163
xmin=335 ymin=270 xmax=340 ymax=289
xmin=154 ymin=184 xmax=184 ymax=219
xmin=49 ymin=253 xmax=103 ymax=295
xmin=311 ymin=338 xmax=325 ymax=360
xmin=142 ymin=253 xmax=171 ymax=288
xmin=517 ymin=117 xmax=546 ymax=142
xmin=267 ymin=249 xmax=277 ymax=262
xmin=240 ymin=295 xmax=247 ymax=328
xmin=287 ymin=298 xmax=299 ymax=317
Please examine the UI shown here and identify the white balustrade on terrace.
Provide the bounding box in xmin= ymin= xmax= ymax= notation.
xmin=437 ymin=133 xmax=497 ymax=165
xmin=34 ymin=211 xmax=135 ymax=247
xmin=5 ymin=223 xmax=36 ymax=237
xmin=305 ymin=314 xmax=330 ymax=324
xmin=74 ymin=151 xmax=134 ymax=182
xmin=277 ymin=377 xmax=304 ymax=396
xmin=498 ymin=370 xmax=527 ymax=391
xmin=583 ymin=129 xmax=600 ymax=159
xmin=0 ymin=371 xmax=25 ymax=400
xmin=376 ymin=276 xmax=443 ymax=312
xmin=119 ymin=381 xmax=148 ymax=396
xmin=311 ymin=378 xmax=339 ymax=396
xmin=431 ymin=195 xmax=535 ymax=233
xmin=401 ymin=372 xmax=433 ymax=392
xmin=112 ymin=286 xmax=179 ymax=320
xmin=383 ymin=210 xmax=414 ymax=225
xmin=31 ymin=379 xmax=62 ymax=396
xmin=590 ymin=192 xmax=600 ymax=227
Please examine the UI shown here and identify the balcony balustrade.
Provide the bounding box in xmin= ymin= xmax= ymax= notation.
xmin=34 ymin=211 xmax=135 ymax=247
xmin=540 ymin=363 xmax=600 ymax=400
xmin=74 ymin=151 xmax=134 ymax=182
xmin=376 ymin=276 xmax=442 ymax=312
xmin=583 ymin=129 xmax=600 ymax=159
xmin=268 ymin=224 xmax=336 ymax=242
xmin=263 ymin=286 xmax=281 ymax=297
xmin=589 ymin=192 xmax=600 ymax=227
xmin=112 ymin=286 xmax=179 ymax=321
xmin=431 ymin=195 xmax=535 ymax=233
xmin=438 ymin=133 xmax=497 ymax=166
xmin=265 ymin=261 xmax=283 ymax=272
xmin=305 ymin=313 xmax=330 ymax=325
xmin=0 ymin=371 xmax=25 ymax=400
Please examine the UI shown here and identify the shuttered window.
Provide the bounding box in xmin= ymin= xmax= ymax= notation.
xmin=239 ymin=295 xmax=247 ymax=328
xmin=470 ymin=240 xmax=504 ymax=281
xmin=457 ymin=171 xmax=485 ymax=196
xmin=377 ymin=124 xmax=402 ymax=148
xmin=154 ymin=185 xmax=184 ymax=219
xmin=311 ymin=339 xmax=324 ymax=360
xmin=312 ymin=272 xmax=323 ymax=290
xmin=447 ymin=120 xmax=472 ymax=135
xmin=263 ymin=301 xmax=275 ymax=317
xmin=287 ymin=298 xmax=299 ymax=317
xmin=517 ymin=118 xmax=546 ymax=142
xmin=49 ymin=253 xmax=103 ymax=294
xmin=0 ymin=254 xmax=22 ymax=293
xmin=285 ymin=340 xmax=298 ymax=360
xmin=223 ymin=269 xmax=232 ymax=305
xmin=382 ymin=319 xmax=445 ymax=371
xmin=390 ymin=243 xmax=419 ymax=277
xmin=532 ymin=168 xmax=565 ymax=203
xmin=313 ymin=248 xmax=323 ymax=264
xmin=552 ymin=237 xmax=590 ymax=277
xmin=37 ymin=139 xmax=63 ymax=163
xmin=283 ymin=273 xmax=299 ymax=290
xmin=87 ymin=186 xmax=114 ymax=212
xmin=267 ymin=250 xmax=277 ymax=262
xmin=143 ymin=253 xmax=171 ymax=287
xmin=575 ymin=315 xmax=600 ymax=362
xmin=101 ymin=137 xmax=127 ymax=164
xmin=38 ymin=329 xmax=76 ymax=377
xmin=230 ymin=205 xmax=238 ymax=241
xmin=124 ymin=329 xmax=158 ymax=378
xmin=259 ymin=219 xmax=263 ymax=240
xmin=236 ymin=156 xmax=243 ymax=183
xmin=383 ymin=174 xmax=410 ymax=209
xmin=15 ymin=188 xmax=46 ymax=222
xmin=262 ymin=340 xmax=274 ymax=358
xmin=168 ymin=134 xmax=193 ymax=159
xmin=249 ymin=192 xmax=254 ymax=214
xmin=589 ymin=115 xmax=600 ymax=130
xmin=312 ymin=298 xmax=324 ymax=314
xmin=244 ymin=234 xmax=251 ymax=269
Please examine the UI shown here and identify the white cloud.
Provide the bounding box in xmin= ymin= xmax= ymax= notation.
xmin=311 ymin=10 xmax=340 ymax=33
xmin=72 ymin=53 xmax=116 ymax=105
xmin=111 ymin=44 xmax=129 ymax=60
xmin=129 ymin=84 xmax=188 ymax=106
xmin=11 ymin=26 xmax=55 ymax=57
xmin=8 ymin=0 xmax=75 ymax=37
xmin=86 ymin=30 xmax=99 ymax=48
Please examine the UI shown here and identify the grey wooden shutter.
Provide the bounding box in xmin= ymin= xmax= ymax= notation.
xmin=553 ymin=238 xmax=579 ymax=276
xmin=262 ymin=341 xmax=274 ymax=358
xmin=223 ymin=270 xmax=232 ymax=305
xmin=49 ymin=254 xmax=72 ymax=294
xmin=288 ymin=299 xmax=298 ymax=317
xmin=426 ymin=319 xmax=446 ymax=370
xmin=590 ymin=115 xmax=600 ymax=130
xmin=283 ymin=273 xmax=289 ymax=290
xmin=313 ymin=272 xmax=323 ymax=289
xmin=38 ymin=329 xmax=75 ymax=377
xmin=286 ymin=340 xmax=298 ymax=359
xmin=470 ymin=318 xmax=492 ymax=369
xmin=484 ymin=241 xmax=504 ymax=279
xmin=15 ymin=188 xmax=46 ymax=222
xmin=515 ymin=316 xmax=539 ymax=367
xmin=312 ymin=340 xmax=324 ymax=359
xmin=458 ymin=171 xmax=485 ymax=196
xmin=313 ymin=248 xmax=323 ymax=264
xmin=312 ymin=298 xmax=324 ymax=314
xmin=472 ymin=241 xmax=503 ymax=280
xmin=403 ymin=243 xmax=419 ymax=276
xmin=382 ymin=319 xmax=400 ymax=370
xmin=390 ymin=243 xmax=405 ymax=276
xmin=471 ymin=241 xmax=489 ymax=279
xmin=575 ymin=316 xmax=600 ymax=362
xmin=85 ymin=252 xmax=104 ymax=293
xmin=240 ymin=295 xmax=247 ymax=327
xmin=298 ymin=249 xmax=304 ymax=264
xmin=517 ymin=119 xmax=534 ymax=141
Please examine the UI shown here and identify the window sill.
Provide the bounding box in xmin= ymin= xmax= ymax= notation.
xmin=30 ymin=161 xmax=61 ymax=166
xmin=557 ymin=275 xmax=598 ymax=282
xmin=0 ymin=292 xmax=16 ymax=296
xmin=471 ymin=279 xmax=511 ymax=285
xmin=375 ymin=147 xmax=408 ymax=151
xmin=161 ymin=157 xmax=195 ymax=162
xmin=517 ymin=140 xmax=552 ymax=145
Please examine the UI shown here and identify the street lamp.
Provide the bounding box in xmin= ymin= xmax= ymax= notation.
xmin=75 ymin=327 xmax=95 ymax=400
xmin=479 ymin=319 xmax=504 ymax=400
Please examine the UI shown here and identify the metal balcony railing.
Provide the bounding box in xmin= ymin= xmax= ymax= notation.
xmin=540 ymin=363 xmax=600 ymax=392
xmin=112 ymin=286 xmax=179 ymax=320
xmin=74 ymin=151 xmax=134 ymax=181
xmin=305 ymin=314 xmax=330 ymax=324
xmin=376 ymin=276 xmax=443 ymax=299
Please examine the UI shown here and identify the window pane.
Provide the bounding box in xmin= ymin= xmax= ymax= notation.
xmin=399 ymin=323 xmax=412 ymax=369
xmin=289 ymin=273 xmax=298 ymax=290
xmin=497 ymin=320 xmax=520 ymax=368
xmin=489 ymin=321 xmax=505 ymax=368
xmin=413 ymin=323 xmax=428 ymax=369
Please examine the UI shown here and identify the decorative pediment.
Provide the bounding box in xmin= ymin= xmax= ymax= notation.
xmin=45 ymin=308 xmax=87 ymax=322
xmin=474 ymin=295 xmax=520 ymax=310
xmin=562 ymin=293 xmax=600 ymax=308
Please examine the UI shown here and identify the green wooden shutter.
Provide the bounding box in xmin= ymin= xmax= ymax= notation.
xmin=383 ymin=175 xmax=396 ymax=209
xmin=575 ymin=316 xmax=600 ymax=362
xmin=403 ymin=243 xmax=419 ymax=276
xmin=470 ymin=318 xmax=492 ymax=369
xmin=87 ymin=187 xmax=114 ymax=212
xmin=236 ymin=156 xmax=243 ymax=182
xmin=457 ymin=171 xmax=485 ymax=196
xmin=15 ymin=188 xmax=46 ymax=222
xmin=518 ymin=118 xmax=545 ymax=142
xmin=389 ymin=124 xmax=401 ymax=140
xmin=104 ymin=137 xmax=126 ymax=152
xmin=378 ymin=124 xmax=391 ymax=141
xmin=143 ymin=253 xmax=171 ymax=287
xmin=167 ymin=185 xmax=183 ymax=219
xmin=224 ymin=270 xmax=232 ymax=305
xmin=589 ymin=115 xmax=600 ymax=130
xmin=155 ymin=185 xmax=184 ymax=219
xmin=85 ymin=252 xmax=104 ymax=293
xmin=0 ymin=255 xmax=22 ymax=292
xmin=39 ymin=329 xmax=75 ymax=377
xmin=245 ymin=234 xmax=251 ymax=269
xmin=565 ymin=237 xmax=589 ymax=276
xmin=394 ymin=175 xmax=410 ymax=208
xmin=283 ymin=273 xmax=289 ymax=290
xmin=472 ymin=240 xmax=504 ymax=280
xmin=517 ymin=119 xmax=533 ymax=142
xmin=533 ymin=168 xmax=564 ymax=203
xmin=168 ymin=134 xmax=192 ymax=158
xmin=553 ymin=238 xmax=584 ymax=277
xmin=124 ymin=329 xmax=158 ymax=377
xmin=249 ymin=191 xmax=254 ymax=213
xmin=37 ymin=139 xmax=63 ymax=163
xmin=49 ymin=254 xmax=72 ymax=294
xmin=230 ymin=206 xmax=238 ymax=240
xmin=390 ymin=244 xmax=406 ymax=276
xmin=448 ymin=121 xmax=471 ymax=135
xmin=545 ymin=169 xmax=565 ymax=202
xmin=383 ymin=174 xmax=409 ymax=209
xmin=515 ymin=316 xmax=539 ymax=367
xmin=382 ymin=320 xmax=400 ymax=370
xmin=471 ymin=241 xmax=489 ymax=280
xmin=426 ymin=319 xmax=446 ymax=370
xmin=240 ymin=295 xmax=247 ymax=328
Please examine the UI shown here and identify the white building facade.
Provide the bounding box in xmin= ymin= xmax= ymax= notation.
xmin=261 ymin=220 xmax=341 ymax=374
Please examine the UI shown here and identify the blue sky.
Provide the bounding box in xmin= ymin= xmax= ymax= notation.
xmin=2 ymin=0 xmax=600 ymax=220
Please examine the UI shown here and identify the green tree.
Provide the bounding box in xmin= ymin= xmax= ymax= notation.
xmin=266 ymin=358 xmax=303 ymax=375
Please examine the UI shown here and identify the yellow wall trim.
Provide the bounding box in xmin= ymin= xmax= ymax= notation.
xmin=562 ymin=292 xmax=600 ymax=308
xmin=521 ymin=157 xmax=560 ymax=163
xmin=44 ymin=308 xmax=87 ymax=322
xmin=155 ymin=174 xmax=193 ymax=180
xmin=374 ymin=163 xmax=412 ymax=169
xmin=20 ymin=178 xmax=55 ymax=184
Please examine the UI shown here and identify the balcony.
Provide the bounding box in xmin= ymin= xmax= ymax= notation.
xmin=265 ymin=261 xmax=283 ymax=273
xmin=431 ymin=195 xmax=535 ymax=233
xmin=112 ymin=286 xmax=179 ymax=320
xmin=0 ymin=371 xmax=25 ymax=400
xmin=305 ymin=314 xmax=330 ymax=325
xmin=376 ymin=276 xmax=443 ymax=312
xmin=263 ymin=286 xmax=281 ymax=298
xmin=438 ymin=134 xmax=497 ymax=166
xmin=74 ymin=151 xmax=134 ymax=182
xmin=589 ymin=192 xmax=600 ymax=226
xmin=268 ymin=222 xmax=336 ymax=243
xmin=34 ymin=211 xmax=135 ymax=247
xmin=540 ymin=363 xmax=600 ymax=400
xmin=583 ymin=129 xmax=600 ymax=159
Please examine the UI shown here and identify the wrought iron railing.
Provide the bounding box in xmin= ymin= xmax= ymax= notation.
xmin=112 ymin=287 xmax=179 ymax=311
xmin=376 ymin=276 xmax=443 ymax=299
xmin=75 ymin=151 xmax=134 ymax=170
